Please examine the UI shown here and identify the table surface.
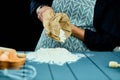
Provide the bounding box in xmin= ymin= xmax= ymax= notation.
xmin=0 ymin=51 xmax=120 ymax=80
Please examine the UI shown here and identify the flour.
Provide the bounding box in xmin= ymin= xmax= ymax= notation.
xmin=26 ymin=48 xmax=85 ymax=66
xmin=59 ymin=29 xmax=66 ymax=43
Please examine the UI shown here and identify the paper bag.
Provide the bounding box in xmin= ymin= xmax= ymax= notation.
xmin=42 ymin=9 xmax=72 ymax=42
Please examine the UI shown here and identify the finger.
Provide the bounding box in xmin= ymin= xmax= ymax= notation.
xmin=37 ymin=12 xmax=43 ymax=22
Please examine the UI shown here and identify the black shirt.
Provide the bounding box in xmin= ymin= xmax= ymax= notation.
xmin=84 ymin=0 xmax=120 ymax=51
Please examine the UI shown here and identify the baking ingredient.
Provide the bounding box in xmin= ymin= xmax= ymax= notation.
xmin=109 ymin=61 xmax=120 ymax=68
xmin=59 ymin=29 xmax=66 ymax=43
xmin=27 ymin=48 xmax=85 ymax=66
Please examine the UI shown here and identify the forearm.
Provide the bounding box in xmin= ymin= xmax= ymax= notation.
xmin=71 ymin=25 xmax=85 ymax=41
xmin=71 ymin=25 xmax=119 ymax=51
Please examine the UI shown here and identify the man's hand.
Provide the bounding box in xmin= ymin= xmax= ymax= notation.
xmin=36 ymin=6 xmax=53 ymax=22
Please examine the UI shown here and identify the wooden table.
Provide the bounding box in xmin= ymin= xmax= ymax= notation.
xmin=0 ymin=51 xmax=120 ymax=80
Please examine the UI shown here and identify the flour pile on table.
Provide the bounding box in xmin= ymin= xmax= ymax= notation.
xmin=26 ymin=48 xmax=85 ymax=66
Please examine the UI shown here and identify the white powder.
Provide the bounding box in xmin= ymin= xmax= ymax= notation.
xmin=113 ymin=46 xmax=120 ymax=52
xmin=59 ymin=29 xmax=66 ymax=43
xmin=26 ymin=48 xmax=85 ymax=66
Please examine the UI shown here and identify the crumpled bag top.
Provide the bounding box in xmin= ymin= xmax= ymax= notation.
xmin=42 ymin=9 xmax=72 ymax=42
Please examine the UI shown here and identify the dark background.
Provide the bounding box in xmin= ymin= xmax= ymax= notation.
xmin=0 ymin=0 xmax=43 ymax=51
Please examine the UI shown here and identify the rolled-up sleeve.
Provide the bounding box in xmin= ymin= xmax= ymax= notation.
xmin=84 ymin=29 xmax=120 ymax=51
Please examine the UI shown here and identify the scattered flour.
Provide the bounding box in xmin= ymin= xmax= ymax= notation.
xmin=26 ymin=48 xmax=85 ymax=66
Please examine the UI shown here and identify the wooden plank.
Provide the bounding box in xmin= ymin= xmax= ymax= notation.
xmin=25 ymin=51 xmax=53 ymax=80
xmin=0 ymin=72 xmax=13 ymax=80
xmin=49 ymin=64 xmax=76 ymax=80
xmin=112 ymin=52 xmax=120 ymax=58
xmin=84 ymin=52 xmax=120 ymax=80
xmin=17 ymin=51 xmax=25 ymax=53
xmin=68 ymin=52 xmax=110 ymax=80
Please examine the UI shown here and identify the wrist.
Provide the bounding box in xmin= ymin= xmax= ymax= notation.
xmin=72 ymin=26 xmax=85 ymax=41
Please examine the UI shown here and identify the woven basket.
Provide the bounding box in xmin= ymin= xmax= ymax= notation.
xmin=0 ymin=47 xmax=26 ymax=70
xmin=0 ymin=58 xmax=26 ymax=70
